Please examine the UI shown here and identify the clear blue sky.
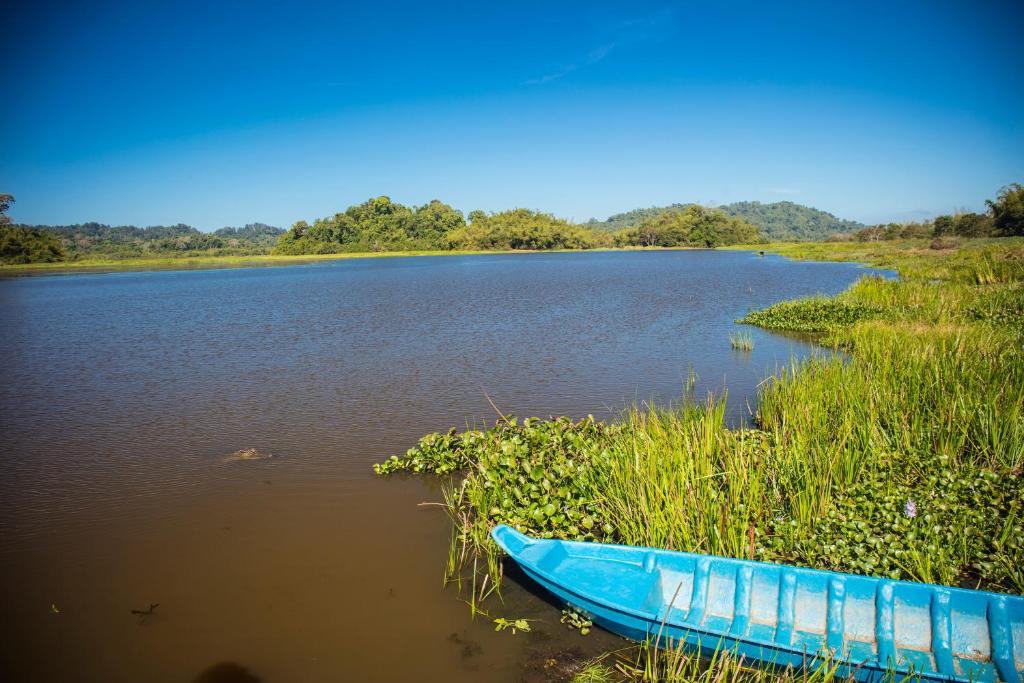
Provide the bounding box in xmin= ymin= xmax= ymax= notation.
xmin=2 ymin=0 xmax=1022 ymax=228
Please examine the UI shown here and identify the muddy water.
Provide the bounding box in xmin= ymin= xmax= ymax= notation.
xmin=0 ymin=251 xmax=884 ymax=682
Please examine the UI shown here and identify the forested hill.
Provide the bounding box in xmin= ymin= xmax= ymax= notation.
xmin=588 ymin=201 xmax=863 ymax=241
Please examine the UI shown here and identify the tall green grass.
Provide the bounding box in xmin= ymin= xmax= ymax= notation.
xmin=729 ymin=331 xmax=755 ymax=351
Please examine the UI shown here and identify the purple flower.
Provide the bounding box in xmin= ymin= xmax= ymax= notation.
xmin=904 ymin=498 xmax=917 ymax=519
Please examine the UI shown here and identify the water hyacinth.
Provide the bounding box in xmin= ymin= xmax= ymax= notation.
xmin=904 ymin=498 xmax=917 ymax=518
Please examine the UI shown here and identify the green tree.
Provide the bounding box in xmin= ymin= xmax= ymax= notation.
xmin=274 ymin=197 xmax=466 ymax=255
xmin=987 ymin=183 xmax=1024 ymax=236
xmin=620 ymin=206 xmax=761 ymax=247
xmin=0 ymin=226 xmax=66 ymax=264
xmin=932 ymin=215 xmax=956 ymax=237
xmin=952 ymin=212 xmax=994 ymax=238
xmin=0 ymin=193 xmax=13 ymax=225
xmin=445 ymin=208 xmax=606 ymax=250
xmin=409 ymin=200 xmax=465 ymax=244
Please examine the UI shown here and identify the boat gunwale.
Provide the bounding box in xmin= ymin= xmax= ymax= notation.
xmin=493 ymin=525 xmax=1023 ymax=682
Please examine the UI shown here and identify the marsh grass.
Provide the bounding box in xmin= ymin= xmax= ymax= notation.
xmin=572 ymin=638 xmax=860 ymax=683
xmin=728 ymin=331 xmax=755 ymax=351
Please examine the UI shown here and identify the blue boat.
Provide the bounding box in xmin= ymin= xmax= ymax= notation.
xmin=492 ymin=525 xmax=1024 ymax=683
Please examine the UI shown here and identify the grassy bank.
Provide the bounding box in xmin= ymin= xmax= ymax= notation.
xmin=0 ymin=249 xmax=505 ymax=276
xmin=0 ymin=245 xmax=701 ymax=277
xmin=375 ymin=238 xmax=1023 ymax=681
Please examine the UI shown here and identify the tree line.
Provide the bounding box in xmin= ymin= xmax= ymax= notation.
xmin=0 ymin=199 xmax=285 ymax=264
xmin=2 ymin=183 xmax=1021 ymax=265
xmin=838 ymin=184 xmax=1024 ymax=242
xmin=273 ymin=196 xmax=765 ymax=255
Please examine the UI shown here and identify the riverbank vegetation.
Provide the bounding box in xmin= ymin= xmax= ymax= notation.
xmin=0 ymin=211 xmax=285 ymax=265
xmin=0 ymin=195 xmax=762 ymax=266
xmin=4 ymin=182 xmax=1020 ymax=268
xmin=610 ymin=205 xmax=761 ymax=248
xmin=375 ymin=236 xmax=1023 ymax=680
xmin=271 ymin=197 xmax=767 ymax=255
xmin=841 ymin=183 xmax=1024 ymax=243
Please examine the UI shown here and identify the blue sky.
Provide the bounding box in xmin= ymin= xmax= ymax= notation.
xmin=2 ymin=0 xmax=1022 ymax=228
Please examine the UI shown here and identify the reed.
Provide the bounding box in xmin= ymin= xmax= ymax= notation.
xmin=613 ymin=639 xmax=849 ymax=683
xmin=728 ymin=331 xmax=755 ymax=351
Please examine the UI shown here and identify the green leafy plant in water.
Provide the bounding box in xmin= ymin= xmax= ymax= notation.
xmin=561 ymin=607 xmax=593 ymax=635
xmin=769 ymin=457 xmax=1024 ymax=589
xmin=493 ymin=617 xmax=531 ymax=634
xmin=376 ymin=415 xmax=622 ymax=542
xmin=738 ymin=296 xmax=881 ymax=333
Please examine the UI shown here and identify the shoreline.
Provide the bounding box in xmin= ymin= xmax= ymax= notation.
xmin=0 ymin=245 xmax=703 ymax=278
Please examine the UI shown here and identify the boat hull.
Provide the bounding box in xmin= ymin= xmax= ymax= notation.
xmin=492 ymin=525 xmax=1024 ymax=683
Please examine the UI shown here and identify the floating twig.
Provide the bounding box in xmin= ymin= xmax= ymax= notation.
xmin=131 ymin=603 xmax=159 ymax=616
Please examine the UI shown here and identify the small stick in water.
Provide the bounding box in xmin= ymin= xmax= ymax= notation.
xmin=131 ymin=603 xmax=159 ymax=616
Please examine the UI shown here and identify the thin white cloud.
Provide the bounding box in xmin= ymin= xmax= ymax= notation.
xmin=524 ymin=63 xmax=580 ymax=86
xmin=524 ymin=42 xmax=617 ymax=86
xmin=523 ymin=6 xmax=674 ymax=86
xmin=769 ymin=187 xmax=800 ymax=195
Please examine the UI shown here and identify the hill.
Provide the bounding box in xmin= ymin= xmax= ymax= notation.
xmin=588 ymin=201 xmax=863 ymax=241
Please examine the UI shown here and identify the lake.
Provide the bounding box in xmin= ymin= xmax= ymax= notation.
xmin=0 ymin=250 xmax=887 ymax=682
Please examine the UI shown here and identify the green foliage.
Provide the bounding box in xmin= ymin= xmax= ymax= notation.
xmin=776 ymin=464 xmax=1023 ymax=587
xmin=374 ymin=428 xmax=476 ymax=475
xmin=0 ymin=194 xmax=65 ymax=265
xmin=273 ymin=196 xmax=465 ymax=254
xmin=376 ymin=416 xmax=622 ymax=541
xmin=0 ymin=193 xmax=13 ymax=225
xmin=492 ymin=617 xmax=531 ymax=634
xmin=872 ymin=213 xmax=992 ymax=241
xmin=987 ymin=183 xmax=1024 ymax=236
xmin=738 ymin=296 xmax=880 ymax=333
xmin=0 ymin=225 xmax=66 ymax=264
xmin=590 ymin=201 xmax=863 ymax=241
xmin=855 ymin=221 xmax=939 ymax=241
xmin=613 ymin=206 xmax=761 ymax=248
xmin=444 ymin=208 xmax=610 ymax=251
xmin=212 ymin=223 xmax=285 ymax=248
xmin=967 ymin=284 xmax=1024 ymax=329
xmin=718 ymin=201 xmax=863 ymax=241
xmin=561 ymin=607 xmax=593 ymax=635
xmin=8 ymin=221 xmax=283 ymax=260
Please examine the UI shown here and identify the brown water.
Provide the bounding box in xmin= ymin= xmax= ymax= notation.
xmin=0 ymin=251 xmax=886 ymax=682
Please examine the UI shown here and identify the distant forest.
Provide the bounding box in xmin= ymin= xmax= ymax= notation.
xmin=0 ymin=216 xmax=284 ymax=264
xmin=2 ymin=184 xmax=1022 ymax=265
xmin=587 ymin=201 xmax=865 ymax=241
